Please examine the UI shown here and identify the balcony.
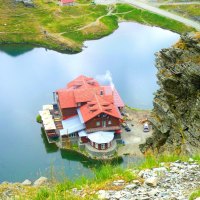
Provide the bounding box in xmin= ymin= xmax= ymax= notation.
xmin=86 ymin=126 xmax=120 ymax=133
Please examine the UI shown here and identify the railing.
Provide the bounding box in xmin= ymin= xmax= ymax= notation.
xmin=86 ymin=126 xmax=120 ymax=133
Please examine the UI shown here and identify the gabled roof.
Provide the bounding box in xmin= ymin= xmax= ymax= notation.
xmin=57 ymin=89 xmax=76 ymax=108
xmin=102 ymin=86 xmax=125 ymax=108
xmin=73 ymin=88 xmax=98 ymax=103
xmin=67 ymin=75 xmax=99 ymax=90
xmin=56 ymin=76 xmax=124 ymax=111
xmin=79 ymin=95 xmax=122 ymax=123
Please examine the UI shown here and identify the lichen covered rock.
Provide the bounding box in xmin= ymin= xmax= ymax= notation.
xmin=140 ymin=32 xmax=200 ymax=155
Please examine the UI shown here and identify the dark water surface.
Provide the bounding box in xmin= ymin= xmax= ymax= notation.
xmin=0 ymin=22 xmax=179 ymax=182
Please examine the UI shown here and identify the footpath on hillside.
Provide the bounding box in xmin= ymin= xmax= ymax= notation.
xmin=95 ymin=0 xmax=200 ymax=31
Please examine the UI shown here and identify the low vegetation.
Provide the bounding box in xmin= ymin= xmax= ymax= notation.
xmin=0 ymin=0 xmax=195 ymax=53
xmin=36 ymin=115 xmax=42 ymax=123
xmin=160 ymin=4 xmax=200 ymax=22
xmin=189 ymin=189 xmax=200 ymax=200
xmin=0 ymin=154 xmax=198 ymax=199
xmin=115 ymin=4 xmax=195 ymax=33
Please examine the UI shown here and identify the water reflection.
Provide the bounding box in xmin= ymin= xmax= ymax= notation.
xmin=0 ymin=44 xmax=34 ymax=57
xmin=41 ymin=128 xmax=59 ymax=153
xmin=0 ymin=22 xmax=179 ymax=182
xmin=41 ymin=128 xmax=124 ymax=169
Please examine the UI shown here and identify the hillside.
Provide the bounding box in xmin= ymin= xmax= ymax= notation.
xmin=0 ymin=0 xmax=195 ymax=53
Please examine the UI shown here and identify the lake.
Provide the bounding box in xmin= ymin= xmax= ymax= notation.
xmin=0 ymin=22 xmax=179 ymax=183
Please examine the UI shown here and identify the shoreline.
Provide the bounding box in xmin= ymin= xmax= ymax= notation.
xmin=0 ymin=2 xmax=195 ymax=54
xmin=38 ymin=105 xmax=152 ymax=160
xmin=0 ymin=157 xmax=199 ymax=199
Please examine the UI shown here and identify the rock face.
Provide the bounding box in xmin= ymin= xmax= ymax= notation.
xmin=33 ymin=177 xmax=48 ymax=186
xmin=96 ymin=160 xmax=200 ymax=200
xmin=140 ymin=32 xmax=200 ymax=155
xmin=22 ymin=179 xmax=32 ymax=186
xmin=15 ymin=0 xmax=34 ymax=7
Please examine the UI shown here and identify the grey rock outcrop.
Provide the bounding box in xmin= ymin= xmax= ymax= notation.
xmin=15 ymin=0 xmax=34 ymax=7
xmin=22 ymin=179 xmax=32 ymax=186
xmin=96 ymin=160 xmax=200 ymax=200
xmin=140 ymin=32 xmax=200 ymax=155
xmin=33 ymin=176 xmax=48 ymax=186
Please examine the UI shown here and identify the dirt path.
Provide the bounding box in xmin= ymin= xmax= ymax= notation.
xmin=77 ymin=5 xmax=115 ymax=31
xmin=95 ymin=0 xmax=200 ymax=31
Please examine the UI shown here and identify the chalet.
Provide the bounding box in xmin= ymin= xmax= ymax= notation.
xmin=59 ymin=0 xmax=75 ymax=6
xmin=39 ymin=75 xmax=124 ymax=157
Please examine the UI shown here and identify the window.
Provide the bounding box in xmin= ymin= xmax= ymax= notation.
xmin=96 ymin=121 xmax=100 ymax=126
xmin=70 ymin=133 xmax=76 ymax=138
xmin=103 ymin=121 xmax=106 ymax=127
xmin=101 ymin=144 xmax=105 ymax=150
xmin=95 ymin=143 xmax=98 ymax=149
xmin=108 ymin=120 xmax=112 ymax=125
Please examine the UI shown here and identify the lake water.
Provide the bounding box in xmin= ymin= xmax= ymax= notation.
xmin=0 ymin=22 xmax=179 ymax=183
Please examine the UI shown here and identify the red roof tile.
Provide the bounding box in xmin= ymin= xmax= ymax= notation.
xmin=102 ymin=86 xmax=125 ymax=108
xmin=67 ymin=75 xmax=99 ymax=90
xmin=56 ymin=76 xmax=124 ymax=114
xmin=61 ymin=0 xmax=74 ymax=3
xmin=80 ymin=95 xmax=122 ymax=123
xmin=57 ymin=89 xmax=76 ymax=108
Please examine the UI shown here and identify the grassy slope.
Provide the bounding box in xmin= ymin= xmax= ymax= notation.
xmin=0 ymin=154 xmax=199 ymax=200
xmin=0 ymin=0 xmax=195 ymax=53
xmin=160 ymin=4 xmax=200 ymax=22
xmin=114 ymin=4 xmax=195 ymax=33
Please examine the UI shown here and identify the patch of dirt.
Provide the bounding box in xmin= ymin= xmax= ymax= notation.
xmin=81 ymin=21 xmax=107 ymax=35
xmin=118 ymin=106 xmax=153 ymax=156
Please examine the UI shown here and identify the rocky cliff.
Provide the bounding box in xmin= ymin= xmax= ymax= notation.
xmin=140 ymin=32 xmax=200 ymax=155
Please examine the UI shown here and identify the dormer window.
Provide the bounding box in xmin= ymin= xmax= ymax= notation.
xmin=77 ymin=102 xmax=81 ymax=107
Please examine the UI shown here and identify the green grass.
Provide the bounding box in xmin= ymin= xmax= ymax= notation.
xmin=125 ymin=105 xmax=149 ymax=111
xmin=29 ymin=164 xmax=136 ymax=199
xmin=0 ymin=0 xmax=195 ymax=53
xmin=115 ymin=4 xmax=195 ymax=33
xmin=160 ymin=4 xmax=200 ymax=22
xmin=3 ymin=154 xmax=198 ymax=200
xmin=189 ymin=189 xmax=200 ymax=200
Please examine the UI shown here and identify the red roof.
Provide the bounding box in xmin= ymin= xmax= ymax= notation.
xmin=102 ymin=86 xmax=125 ymax=108
xmin=74 ymin=88 xmax=97 ymax=103
xmin=56 ymin=75 xmax=124 ymax=113
xmin=67 ymin=75 xmax=99 ymax=90
xmin=61 ymin=0 xmax=74 ymax=3
xmin=57 ymin=89 xmax=76 ymax=108
xmin=79 ymin=95 xmax=122 ymax=123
